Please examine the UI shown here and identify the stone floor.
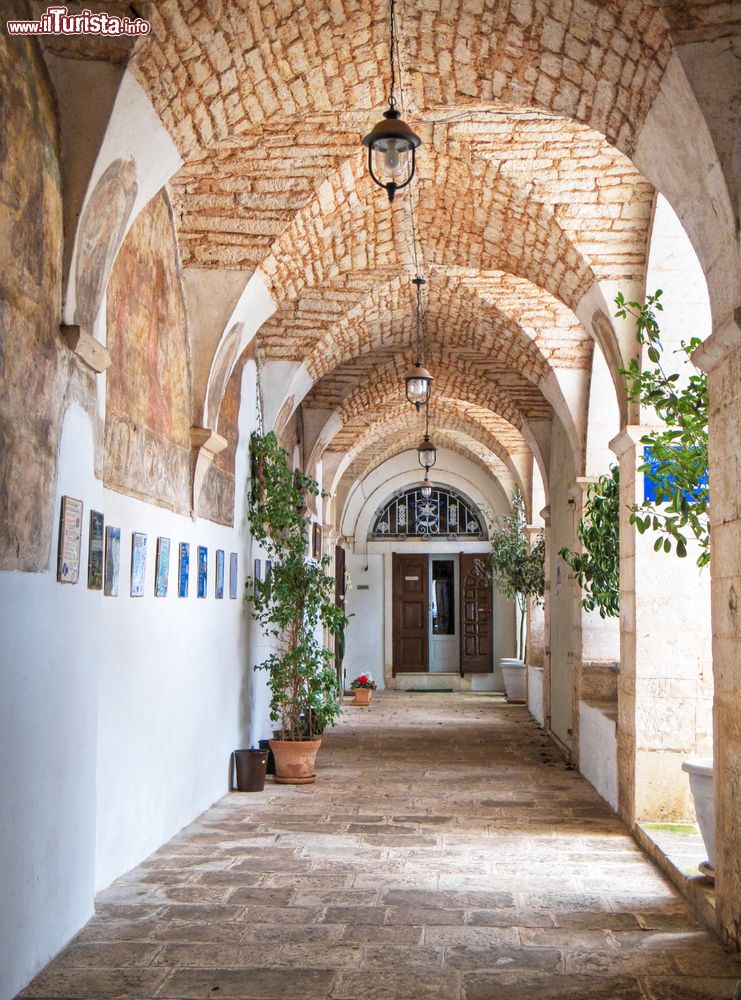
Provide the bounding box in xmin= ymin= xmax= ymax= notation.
xmin=20 ymin=693 xmax=741 ymax=999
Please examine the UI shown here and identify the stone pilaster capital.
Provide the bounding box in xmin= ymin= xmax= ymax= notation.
xmin=568 ymin=476 xmax=598 ymax=503
xmin=190 ymin=427 xmax=228 ymax=456
xmin=692 ymin=305 xmax=741 ymax=373
xmin=189 ymin=427 xmax=228 ymax=519
xmin=609 ymin=425 xmax=646 ymax=458
xmin=61 ymin=324 xmax=111 ymax=373
xmin=539 ymin=505 xmax=551 ymax=526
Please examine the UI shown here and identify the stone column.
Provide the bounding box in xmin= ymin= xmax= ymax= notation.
xmin=695 ymin=312 xmax=741 ymax=949
xmin=566 ymin=477 xmax=621 ymax=773
xmin=525 ymin=525 xmax=545 ymax=669
xmin=611 ymin=426 xmax=713 ymax=828
xmin=539 ymin=506 xmax=552 ymax=738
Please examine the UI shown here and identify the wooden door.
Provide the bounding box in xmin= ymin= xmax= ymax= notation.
xmin=392 ymin=554 xmax=429 ymax=674
xmin=460 ymin=554 xmax=493 ymax=673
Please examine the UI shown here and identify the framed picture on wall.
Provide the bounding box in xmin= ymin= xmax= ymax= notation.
xmin=229 ymin=551 xmax=238 ymax=599
xmin=104 ymin=526 xmax=121 ymax=596
xmin=57 ymin=495 xmax=83 ymax=584
xmin=155 ymin=537 xmax=170 ymax=597
xmin=215 ymin=549 xmax=225 ymax=599
xmin=87 ymin=509 xmax=104 ymax=590
xmin=130 ymin=532 xmax=147 ymax=597
xmin=197 ymin=545 xmax=208 ymax=598
xmin=178 ymin=542 xmax=190 ymax=598
xmin=312 ymin=522 xmax=322 ymax=561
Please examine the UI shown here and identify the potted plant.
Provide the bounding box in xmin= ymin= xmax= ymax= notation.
xmin=350 ymin=673 xmax=377 ymax=706
xmin=246 ymin=432 xmax=347 ymax=784
xmin=480 ymin=490 xmax=544 ymax=702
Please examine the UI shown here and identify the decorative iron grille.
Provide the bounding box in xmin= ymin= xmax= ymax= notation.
xmin=370 ymin=485 xmax=487 ymax=539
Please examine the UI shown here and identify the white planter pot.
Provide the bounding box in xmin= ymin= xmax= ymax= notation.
xmin=682 ymin=758 xmax=715 ymax=868
xmin=500 ymin=658 xmax=526 ymax=703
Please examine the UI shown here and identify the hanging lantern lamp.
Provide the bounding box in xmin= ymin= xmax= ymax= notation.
xmin=417 ymin=400 xmax=437 ymax=468
xmin=362 ymin=0 xmax=421 ymax=202
xmin=405 ymin=275 xmax=432 ymax=410
xmin=417 ymin=434 xmax=437 ymax=469
xmin=405 ymin=361 xmax=433 ymax=410
xmin=419 ymin=472 xmax=433 ymax=499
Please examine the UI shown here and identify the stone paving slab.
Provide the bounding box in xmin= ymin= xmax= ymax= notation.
xmin=19 ymin=693 xmax=741 ymax=999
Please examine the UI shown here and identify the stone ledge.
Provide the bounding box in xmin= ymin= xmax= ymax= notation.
xmin=580 ymin=698 xmax=618 ymax=723
xmin=633 ymin=821 xmax=719 ymax=942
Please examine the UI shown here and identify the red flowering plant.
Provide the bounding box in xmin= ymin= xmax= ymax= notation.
xmin=350 ymin=674 xmax=377 ymax=690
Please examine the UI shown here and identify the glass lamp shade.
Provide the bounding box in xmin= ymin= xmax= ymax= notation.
xmin=420 ymin=480 xmax=433 ymax=498
xmin=363 ymin=108 xmax=422 ymax=201
xmin=405 ymin=362 xmax=433 ymax=411
xmin=417 ymin=436 xmax=437 ymax=469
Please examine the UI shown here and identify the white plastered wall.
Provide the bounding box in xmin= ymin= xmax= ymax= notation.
xmin=0 ymin=362 xmax=270 ymax=999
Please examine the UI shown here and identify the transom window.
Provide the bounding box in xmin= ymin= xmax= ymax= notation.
xmin=370 ymin=485 xmax=487 ymax=539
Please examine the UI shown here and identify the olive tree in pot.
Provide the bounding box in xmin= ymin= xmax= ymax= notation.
xmin=481 ymin=490 xmax=544 ymax=703
xmin=246 ymin=432 xmax=347 ymax=784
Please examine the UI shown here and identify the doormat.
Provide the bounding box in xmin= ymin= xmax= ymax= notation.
xmin=407 ymin=688 xmax=454 ymax=693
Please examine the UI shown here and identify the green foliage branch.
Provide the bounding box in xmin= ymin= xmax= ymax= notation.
xmin=560 ymin=290 xmax=709 ymax=619
xmin=481 ymin=489 xmax=544 ymax=659
xmin=245 ymin=431 xmax=347 ymax=740
xmin=616 ymin=289 xmax=709 ymax=567
xmin=560 ymin=466 xmax=620 ymax=619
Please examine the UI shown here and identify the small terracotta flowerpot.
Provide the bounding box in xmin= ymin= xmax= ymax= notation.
xmin=269 ymin=738 xmax=322 ymax=784
xmin=352 ymin=687 xmax=373 ymax=706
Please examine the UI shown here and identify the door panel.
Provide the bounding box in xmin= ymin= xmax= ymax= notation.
xmin=393 ymin=554 xmax=429 ymax=673
xmin=430 ymin=556 xmax=460 ymax=672
xmin=460 ymin=553 xmax=493 ymax=673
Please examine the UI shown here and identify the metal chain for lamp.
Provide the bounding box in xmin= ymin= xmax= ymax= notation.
xmin=414 ymin=273 xmax=425 ymax=366
xmin=387 ymin=0 xmax=397 ymax=110
xmin=362 ymin=0 xmax=421 ymax=201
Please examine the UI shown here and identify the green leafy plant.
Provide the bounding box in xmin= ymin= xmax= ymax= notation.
xmin=480 ymin=489 xmax=544 ymax=659
xmin=245 ymin=432 xmax=347 ymax=740
xmin=560 ymin=466 xmax=620 ymax=619
xmin=616 ymin=289 xmax=709 ymax=567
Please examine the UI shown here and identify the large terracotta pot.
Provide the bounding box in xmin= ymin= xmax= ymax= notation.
xmin=269 ymin=738 xmax=322 ymax=784
xmin=352 ymin=688 xmax=373 ymax=706
xmin=500 ymin=658 xmax=526 ymax=703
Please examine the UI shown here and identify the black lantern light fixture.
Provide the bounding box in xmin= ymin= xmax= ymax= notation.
xmin=417 ymin=399 xmax=437 ymax=470
xmin=362 ymin=0 xmax=421 ymax=202
xmin=419 ymin=471 xmax=433 ymax=499
xmin=405 ymin=275 xmax=433 ymax=410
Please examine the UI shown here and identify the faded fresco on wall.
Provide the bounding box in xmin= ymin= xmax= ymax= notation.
xmin=198 ymin=352 xmax=247 ymax=526
xmin=0 ymin=11 xmax=76 ymax=571
xmin=104 ymin=190 xmax=191 ymax=513
xmin=75 ymin=158 xmax=138 ymax=331
xmin=205 ymin=322 xmax=243 ymax=431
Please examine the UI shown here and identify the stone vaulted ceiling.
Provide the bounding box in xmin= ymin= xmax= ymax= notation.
xmin=110 ymin=0 xmax=736 ymax=500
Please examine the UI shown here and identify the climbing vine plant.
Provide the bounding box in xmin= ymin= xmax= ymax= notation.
xmin=560 ymin=466 xmax=620 ymax=619
xmin=616 ymin=289 xmax=709 ymax=567
xmin=245 ymin=432 xmax=346 ymax=740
